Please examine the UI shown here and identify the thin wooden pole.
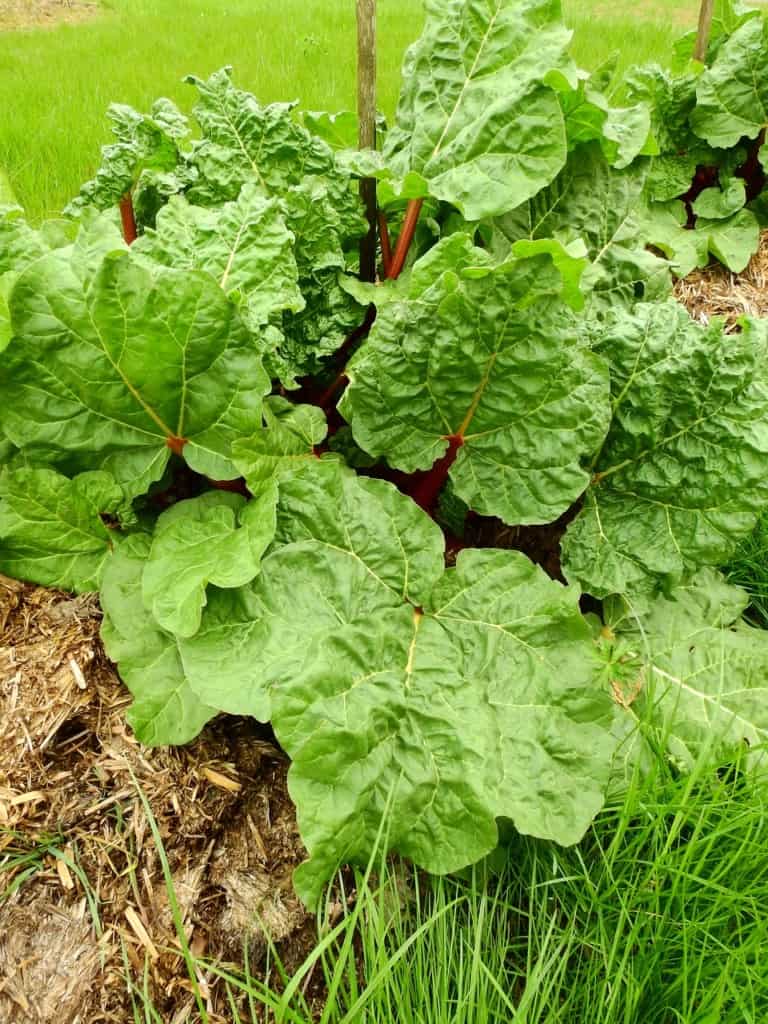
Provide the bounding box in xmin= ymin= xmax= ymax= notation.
xmin=693 ymin=0 xmax=715 ymax=62
xmin=357 ymin=0 xmax=377 ymax=282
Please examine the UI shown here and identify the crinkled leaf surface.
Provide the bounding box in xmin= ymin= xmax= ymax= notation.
xmin=185 ymin=67 xmax=337 ymax=202
xmin=142 ymin=490 xmax=277 ymax=638
xmin=101 ymin=534 xmax=218 ymax=745
xmin=490 ymin=144 xmax=672 ymax=314
xmin=133 ymin=184 xmax=304 ymax=329
xmin=341 ymin=242 xmax=610 ymax=525
xmin=170 ymin=462 xmax=614 ymax=904
xmin=1 ymin=252 xmax=268 ymax=495
xmin=606 ymin=570 xmax=768 ymax=768
xmin=691 ymin=17 xmax=768 ymax=148
xmin=66 ymin=99 xmax=190 ymax=214
xmin=624 ymin=63 xmax=699 ymax=155
xmin=562 ymin=302 xmax=768 ymax=598
xmin=0 ymin=467 xmax=123 ymax=592
xmin=380 ymin=0 xmax=574 ymax=219
xmin=231 ymin=397 xmax=328 ymax=496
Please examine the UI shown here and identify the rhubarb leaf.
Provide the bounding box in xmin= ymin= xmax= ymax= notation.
xmin=561 ymin=81 xmax=652 ymax=168
xmin=231 ymin=397 xmax=328 ymax=496
xmin=176 ymin=462 xmax=614 ymax=904
xmin=644 ymin=200 xmax=760 ymax=275
xmin=66 ymin=100 xmax=191 ymax=216
xmin=185 ymin=67 xmax=337 ymax=202
xmin=606 ymin=570 xmax=768 ymax=769
xmin=0 ymin=253 xmax=269 ymax=496
xmin=100 ymin=534 xmax=218 ymax=745
xmin=142 ymin=490 xmax=277 ymax=638
xmin=380 ymin=0 xmax=574 ymax=219
xmin=691 ymin=17 xmax=768 ymax=148
xmin=341 ymin=243 xmax=610 ymax=525
xmin=562 ymin=303 xmax=768 ymax=598
xmin=133 ymin=184 xmax=304 ymax=329
xmin=491 ymin=144 xmax=672 ymax=313
xmin=0 ymin=467 xmax=123 ymax=592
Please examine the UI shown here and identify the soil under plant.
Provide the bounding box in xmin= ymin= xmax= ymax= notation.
xmin=0 ymin=576 xmax=322 ymax=1023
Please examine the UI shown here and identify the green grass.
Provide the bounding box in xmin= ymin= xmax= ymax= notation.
xmin=120 ymin=746 xmax=768 ymax=1023
xmin=725 ymin=513 xmax=768 ymax=627
xmin=0 ymin=0 xmax=699 ymax=221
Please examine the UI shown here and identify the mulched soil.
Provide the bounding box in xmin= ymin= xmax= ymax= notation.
xmin=674 ymin=228 xmax=768 ymax=328
xmin=0 ymin=0 xmax=99 ymax=31
xmin=0 ymin=576 xmax=321 ymax=1023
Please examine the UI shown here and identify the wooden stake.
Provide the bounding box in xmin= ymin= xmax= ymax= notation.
xmin=357 ymin=0 xmax=377 ymax=282
xmin=693 ymin=0 xmax=715 ymax=62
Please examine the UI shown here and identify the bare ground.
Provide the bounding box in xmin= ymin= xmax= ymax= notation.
xmin=0 ymin=0 xmax=99 ymax=31
xmin=0 ymin=576 xmax=322 ymax=1023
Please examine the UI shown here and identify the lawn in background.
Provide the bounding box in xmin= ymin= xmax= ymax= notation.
xmin=0 ymin=0 xmax=698 ymax=220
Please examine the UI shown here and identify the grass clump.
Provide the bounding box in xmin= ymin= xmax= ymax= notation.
xmin=725 ymin=513 xmax=768 ymax=628
xmin=129 ymin=747 xmax=768 ymax=1023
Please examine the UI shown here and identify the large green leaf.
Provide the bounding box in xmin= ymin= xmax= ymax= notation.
xmin=605 ymin=570 xmax=768 ymax=769
xmin=0 ymin=252 xmax=269 ymax=496
xmin=490 ymin=144 xmax=672 ymax=314
xmin=101 ymin=534 xmax=218 ymax=745
xmin=185 ymin=67 xmax=337 ymax=203
xmin=379 ymin=0 xmax=574 ymax=219
xmin=624 ymin=63 xmax=699 ymax=156
xmin=562 ymin=302 xmax=768 ymax=598
xmin=142 ymin=490 xmax=277 ymax=638
xmin=340 ymin=241 xmax=610 ymax=525
xmin=167 ymin=462 xmax=614 ymax=904
xmin=133 ymin=184 xmax=304 ymax=330
xmin=691 ymin=17 xmax=768 ymax=148
xmin=0 ymin=467 xmax=124 ymax=592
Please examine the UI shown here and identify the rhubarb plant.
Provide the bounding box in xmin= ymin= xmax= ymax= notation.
xmin=626 ymin=1 xmax=767 ymax=274
xmin=2 ymin=0 xmax=768 ymax=905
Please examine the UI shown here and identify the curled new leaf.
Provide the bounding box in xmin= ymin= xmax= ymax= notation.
xmin=142 ymin=490 xmax=277 ymax=638
xmin=100 ymin=534 xmax=218 ymax=745
xmin=231 ymin=397 xmax=328 ymax=497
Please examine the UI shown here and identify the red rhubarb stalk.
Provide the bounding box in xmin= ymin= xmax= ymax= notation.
xmin=166 ymin=435 xmax=187 ymax=457
xmin=387 ymin=198 xmax=423 ymax=280
xmin=119 ymin=192 xmax=138 ymax=245
xmin=378 ymin=209 xmax=393 ymax=276
xmin=409 ymin=434 xmax=464 ymax=513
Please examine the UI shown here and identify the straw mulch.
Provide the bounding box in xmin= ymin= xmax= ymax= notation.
xmin=674 ymin=229 xmax=768 ymax=329
xmin=0 ymin=576 xmax=317 ymax=1023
